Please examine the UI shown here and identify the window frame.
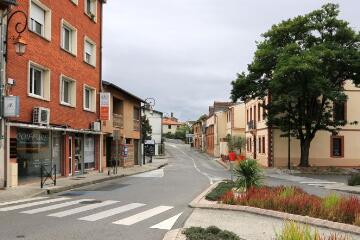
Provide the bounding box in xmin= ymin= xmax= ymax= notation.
xmin=84 ymin=36 xmax=96 ymax=67
xmin=60 ymin=74 xmax=76 ymax=107
xmin=84 ymin=0 xmax=97 ymax=22
xmin=28 ymin=61 xmax=50 ymax=101
xmin=330 ymin=135 xmax=344 ymax=158
xmin=61 ymin=19 xmax=78 ymax=56
xmin=29 ymin=0 xmax=52 ymax=41
xmin=83 ymin=85 xmax=96 ymax=112
xmin=70 ymin=0 xmax=78 ymax=5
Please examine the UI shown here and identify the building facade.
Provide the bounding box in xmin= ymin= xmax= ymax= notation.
xmin=142 ymin=108 xmax=163 ymax=156
xmin=162 ymin=115 xmax=182 ymax=135
xmin=2 ymin=0 xmax=105 ymax=187
xmin=246 ymin=81 xmax=360 ymax=167
xmin=101 ymin=81 xmax=143 ymax=169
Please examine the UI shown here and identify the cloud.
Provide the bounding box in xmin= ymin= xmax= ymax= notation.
xmin=103 ymin=0 xmax=360 ymax=120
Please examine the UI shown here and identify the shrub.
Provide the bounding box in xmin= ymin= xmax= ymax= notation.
xmin=276 ymin=221 xmax=350 ymax=240
xmin=219 ymin=186 xmax=360 ymax=226
xmin=183 ymin=226 xmax=240 ymax=240
xmin=206 ymin=181 xmax=235 ymax=201
xmin=348 ymin=174 xmax=360 ymax=186
xmin=233 ymin=159 xmax=263 ymax=190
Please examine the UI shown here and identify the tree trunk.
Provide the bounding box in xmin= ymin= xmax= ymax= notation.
xmin=299 ymin=139 xmax=311 ymax=167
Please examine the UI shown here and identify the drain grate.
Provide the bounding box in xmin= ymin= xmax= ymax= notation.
xmin=79 ymin=200 xmax=102 ymax=204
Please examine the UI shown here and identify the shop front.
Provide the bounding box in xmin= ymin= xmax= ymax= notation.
xmin=8 ymin=125 xmax=100 ymax=186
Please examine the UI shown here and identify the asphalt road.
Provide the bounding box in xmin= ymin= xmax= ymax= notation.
xmin=0 ymin=143 xmax=229 ymax=240
xmin=0 ymin=142 xmax=355 ymax=240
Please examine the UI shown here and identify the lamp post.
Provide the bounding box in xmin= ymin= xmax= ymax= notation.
xmin=0 ymin=8 xmax=27 ymax=187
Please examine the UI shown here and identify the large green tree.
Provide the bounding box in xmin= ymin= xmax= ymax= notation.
xmin=231 ymin=4 xmax=360 ymax=167
xmin=141 ymin=115 xmax=152 ymax=141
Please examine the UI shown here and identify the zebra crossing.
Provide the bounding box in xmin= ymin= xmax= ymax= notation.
xmin=0 ymin=197 xmax=183 ymax=230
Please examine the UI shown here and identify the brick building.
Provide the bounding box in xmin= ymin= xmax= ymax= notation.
xmin=2 ymin=0 xmax=105 ymax=186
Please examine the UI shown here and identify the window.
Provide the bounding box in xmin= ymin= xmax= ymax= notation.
xmin=85 ymin=0 xmax=97 ymax=21
xmin=84 ymin=37 xmax=96 ymax=66
xmin=246 ymin=109 xmax=249 ymax=123
xmin=83 ymin=85 xmax=96 ymax=112
xmin=258 ymin=103 xmax=261 ymax=121
xmin=258 ymin=137 xmax=261 ymax=153
xmin=334 ymin=102 xmax=346 ymax=121
xmin=70 ymin=0 xmax=78 ymax=5
xmin=60 ymin=75 xmax=76 ymax=107
xmin=30 ymin=0 xmax=51 ymax=40
xmin=250 ymin=108 xmax=252 ymax=121
xmin=331 ymin=136 xmax=344 ymax=158
xmin=262 ymin=136 xmax=265 ymax=154
xmin=29 ymin=62 xmax=50 ymax=100
xmin=253 ymin=106 xmax=256 ymax=123
xmin=168 ymin=125 xmax=171 ymax=129
xmin=133 ymin=107 xmax=140 ymax=120
xmin=126 ymin=139 xmax=132 ymax=145
xmin=61 ymin=20 xmax=77 ymax=55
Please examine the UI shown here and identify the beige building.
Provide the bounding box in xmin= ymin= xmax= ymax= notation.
xmin=101 ymin=81 xmax=144 ymax=169
xmin=245 ymin=80 xmax=360 ymax=167
xmin=162 ymin=116 xmax=183 ymax=135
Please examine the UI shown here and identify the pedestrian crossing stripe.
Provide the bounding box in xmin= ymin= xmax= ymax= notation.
xmin=0 ymin=197 xmax=70 ymax=212
xmin=113 ymin=206 xmax=173 ymax=225
xmin=0 ymin=197 xmax=180 ymax=230
xmin=48 ymin=200 xmax=119 ymax=218
xmin=0 ymin=197 xmax=49 ymax=207
xmin=21 ymin=199 xmax=95 ymax=214
xmin=150 ymin=212 xmax=183 ymax=230
xmin=78 ymin=203 xmax=145 ymax=222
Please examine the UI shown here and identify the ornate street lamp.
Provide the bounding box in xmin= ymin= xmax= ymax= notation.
xmin=6 ymin=10 xmax=28 ymax=56
xmin=144 ymin=97 xmax=156 ymax=115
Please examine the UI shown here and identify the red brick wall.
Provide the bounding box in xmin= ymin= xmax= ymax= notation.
xmin=6 ymin=0 xmax=102 ymax=130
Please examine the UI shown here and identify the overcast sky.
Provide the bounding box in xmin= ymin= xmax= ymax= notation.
xmin=102 ymin=0 xmax=360 ymax=121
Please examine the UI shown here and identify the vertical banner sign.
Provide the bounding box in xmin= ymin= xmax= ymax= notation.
xmin=100 ymin=92 xmax=110 ymax=120
xmin=4 ymin=96 xmax=20 ymax=117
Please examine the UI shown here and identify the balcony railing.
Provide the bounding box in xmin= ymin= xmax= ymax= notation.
xmin=113 ymin=113 xmax=123 ymax=128
xmin=133 ymin=119 xmax=140 ymax=131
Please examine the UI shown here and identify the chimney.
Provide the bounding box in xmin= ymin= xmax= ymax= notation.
xmin=171 ymin=112 xmax=174 ymax=118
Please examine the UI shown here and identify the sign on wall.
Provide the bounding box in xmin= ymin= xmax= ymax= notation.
xmin=100 ymin=92 xmax=110 ymax=120
xmin=4 ymin=96 xmax=19 ymax=117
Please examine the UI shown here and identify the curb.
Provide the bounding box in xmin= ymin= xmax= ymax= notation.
xmin=46 ymin=163 xmax=168 ymax=194
xmin=215 ymin=159 xmax=229 ymax=170
xmin=162 ymin=228 xmax=185 ymax=240
xmin=189 ymin=183 xmax=360 ymax=236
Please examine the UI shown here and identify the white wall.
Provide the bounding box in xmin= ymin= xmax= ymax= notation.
xmin=144 ymin=109 xmax=163 ymax=155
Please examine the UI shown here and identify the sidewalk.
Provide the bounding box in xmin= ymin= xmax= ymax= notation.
xmin=263 ymin=168 xmax=360 ymax=194
xmin=0 ymin=158 xmax=168 ymax=203
xmin=164 ymin=183 xmax=360 ymax=240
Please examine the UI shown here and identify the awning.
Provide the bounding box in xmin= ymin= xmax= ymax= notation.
xmin=7 ymin=122 xmax=102 ymax=135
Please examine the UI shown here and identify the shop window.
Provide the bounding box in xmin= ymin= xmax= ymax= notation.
xmin=30 ymin=0 xmax=51 ymax=40
xmin=84 ymin=136 xmax=95 ymax=169
xmin=10 ymin=138 xmax=17 ymax=158
xmin=331 ymin=136 xmax=344 ymax=158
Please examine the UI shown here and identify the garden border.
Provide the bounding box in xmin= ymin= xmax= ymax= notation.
xmin=189 ymin=182 xmax=360 ymax=236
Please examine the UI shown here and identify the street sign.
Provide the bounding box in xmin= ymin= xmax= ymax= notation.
xmin=99 ymin=92 xmax=110 ymax=120
xmin=4 ymin=96 xmax=19 ymax=117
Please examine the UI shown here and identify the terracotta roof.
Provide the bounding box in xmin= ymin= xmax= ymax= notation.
xmin=162 ymin=118 xmax=183 ymax=125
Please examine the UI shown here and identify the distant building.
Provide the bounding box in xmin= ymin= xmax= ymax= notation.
xmin=245 ymin=80 xmax=360 ymax=167
xmin=162 ymin=113 xmax=183 ymax=135
xmin=143 ymin=108 xmax=164 ymax=155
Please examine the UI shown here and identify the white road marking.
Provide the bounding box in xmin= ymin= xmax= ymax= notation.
xmin=0 ymin=198 xmax=69 ymax=212
xmin=150 ymin=212 xmax=183 ymax=230
xmin=113 ymin=206 xmax=173 ymax=226
xmin=21 ymin=199 xmax=94 ymax=214
xmin=300 ymin=181 xmax=337 ymax=184
xmin=48 ymin=200 xmax=119 ymax=218
xmin=0 ymin=197 xmax=49 ymax=207
xmin=131 ymin=169 xmax=164 ymax=178
xmin=79 ymin=203 xmax=145 ymax=222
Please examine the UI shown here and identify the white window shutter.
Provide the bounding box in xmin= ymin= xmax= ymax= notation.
xmin=85 ymin=41 xmax=93 ymax=55
xmin=31 ymin=2 xmax=45 ymax=25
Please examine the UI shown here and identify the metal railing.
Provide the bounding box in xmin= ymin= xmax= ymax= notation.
xmin=113 ymin=113 xmax=123 ymax=128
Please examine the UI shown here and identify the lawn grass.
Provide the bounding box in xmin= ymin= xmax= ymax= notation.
xmin=205 ymin=181 xmax=235 ymax=201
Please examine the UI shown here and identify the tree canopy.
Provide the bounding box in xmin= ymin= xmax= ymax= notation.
xmin=231 ymin=4 xmax=360 ymax=166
